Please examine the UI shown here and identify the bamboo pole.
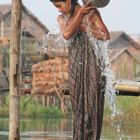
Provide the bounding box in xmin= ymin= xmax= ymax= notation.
xmin=9 ymin=0 xmax=22 ymax=140
xmin=115 ymin=81 xmax=140 ymax=93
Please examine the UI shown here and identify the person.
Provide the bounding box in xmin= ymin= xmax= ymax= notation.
xmin=50 ymin=0 xmax=110 ymax=139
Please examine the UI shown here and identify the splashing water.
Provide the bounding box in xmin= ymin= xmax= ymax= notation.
xmin=41 ymin=15 xmax=116 ymax=114
xmin=40 ymin=25 xmax=71 ymax=58
xmin=85 ymin=11 xmax=116 ymax=113
xmin=94 ymin=39 xmax=116 ymax=114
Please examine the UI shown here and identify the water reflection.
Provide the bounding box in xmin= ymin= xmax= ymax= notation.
xmin=20 ymin=118 xmax=72 ymax=132
xmin=20 ymin=118 xmax=72 ymax=140
xmin=0 ymin=118 xmax=140 ymax=140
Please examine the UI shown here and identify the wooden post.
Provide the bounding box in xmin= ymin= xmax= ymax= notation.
xmin=9 ymin=0 xmax=22 ymax=140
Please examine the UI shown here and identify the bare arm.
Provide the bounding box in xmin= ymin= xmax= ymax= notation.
xmin=57 ymin=12 xmax=84 ymax=40
xmin=89 ymin=10 xmax=110 ymax=41
xmin=57 ymin=2 xmax=96 ymax=40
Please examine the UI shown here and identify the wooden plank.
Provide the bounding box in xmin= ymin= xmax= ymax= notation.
xmin=115 ymin=84 xmax=140 ymax=93
xmin=21 ymin=88 xmax=31 ymax=94
xmin=115 ymin=80 xmax=140 ymax=96
xmin=22 ymin=79 xmax=32 ymax=83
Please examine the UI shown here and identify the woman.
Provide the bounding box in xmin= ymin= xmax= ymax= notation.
xmin=50 ymin=0 xmax=110 ymax=139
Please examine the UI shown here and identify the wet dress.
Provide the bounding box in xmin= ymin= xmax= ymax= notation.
xmin=51 ymin=11 xmax=114 ymax=140
xmin=46 ymin=7 xmax=114 ymax=139
xmin=68 ymin=29 xmax=106 ymax=140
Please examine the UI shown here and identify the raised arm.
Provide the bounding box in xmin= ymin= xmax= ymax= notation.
xmin=57 ymin=12 xmax=83 ymax=40
xmin=57 ymin=2 xmax=96 ymax=40
xmin=89 ymin=10 xmax=110 ymax=41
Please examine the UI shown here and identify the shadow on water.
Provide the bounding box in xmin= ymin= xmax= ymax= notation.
xmin=0 ymin=117 xmax=140 ymax=140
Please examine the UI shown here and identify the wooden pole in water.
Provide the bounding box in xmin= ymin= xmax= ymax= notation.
xmin=9 ymin=0 xmax=22 ymax=140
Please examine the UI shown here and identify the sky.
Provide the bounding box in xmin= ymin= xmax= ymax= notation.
xmin=0 ymin=0 xmax=140 ymax=35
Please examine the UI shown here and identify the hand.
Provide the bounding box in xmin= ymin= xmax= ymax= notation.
xmin=79 ymin=1 xmax=96 ymax=15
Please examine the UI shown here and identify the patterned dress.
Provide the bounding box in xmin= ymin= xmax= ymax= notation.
xmin=68 ymin=31 xmax=106 ymax=140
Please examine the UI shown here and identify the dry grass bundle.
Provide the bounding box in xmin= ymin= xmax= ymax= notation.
xmin=32 ymin=57 xmax=68 ymax=95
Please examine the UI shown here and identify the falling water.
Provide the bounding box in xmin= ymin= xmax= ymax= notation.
xmin=85 ymin=11 xmax=117 ymax=114
xmin=41 ymin=13 xmax=117 ymax=114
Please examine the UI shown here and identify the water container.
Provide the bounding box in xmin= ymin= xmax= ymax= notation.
xmin=82 ymin=0 xmax=110 ymax=8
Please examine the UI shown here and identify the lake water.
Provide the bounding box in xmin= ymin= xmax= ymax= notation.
xmin=0 ymin=117 xmax=140 ymax=140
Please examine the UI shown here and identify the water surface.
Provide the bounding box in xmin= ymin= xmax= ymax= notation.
xmin=0 ymin=117 xmax=140 ymax=140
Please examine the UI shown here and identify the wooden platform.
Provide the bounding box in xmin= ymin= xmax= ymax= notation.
xmin=20 ymin=80 xmax=140 ymax=96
